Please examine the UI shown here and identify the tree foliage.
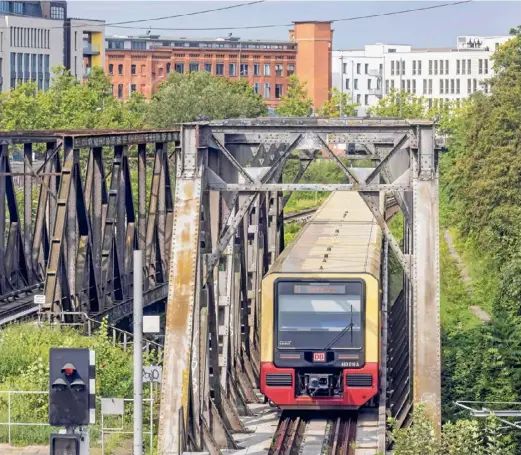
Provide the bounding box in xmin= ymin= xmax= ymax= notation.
xmin=275 ymin=74 xmax=313 ymax=117
xmin=318 ymin=87 xmax=358 ymax=117
xmin=0 ymin=66 xmax=147 ymax=131
xmin=147 ymin=71 xmax=266 ymax=127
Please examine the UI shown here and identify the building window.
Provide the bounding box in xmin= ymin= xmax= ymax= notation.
xmin=401 ymin=60 xmax=405 ymax=75
xmin=406 ymin=79 xmax=410 ymax=92
xmin=391 ymin=80 xmax=395 ymax=89
xmin=412 ymin=60 xmax=416 ymax=75
xmin=264 ymin=64 xmax=270 ymax=76
xmin=342 ymin=62 xmax=347 ymax=74
xmin=356 ymin=63 xmax=360 ymax=74
xmin=118 ymin=64 xmax=123 ymax=75
xmin=412 ymin=79 xmax=416 ymax=94
xmin=418 ymin=60 xmax=422 ymax=75
xmin=189 ymin=62 xmax=199 ymax=73
xmin=478 ymin=59 xmax=483 ymax=74
xmin=108 ymin=64 xmax=113 ymax=75
xmin=434 ymin=60 xmax=438 ymax=75
xmin=484 ymin=82 xmax=488 ymax=93
xmin=356 ymin=94 xmax=361 ymax=104
xmin=131 ymin=64 xmax=136 ymax=75
xmin=166 ymin=63 xmax=171 ymax=73
xmin=428 ymin=79 xmax=432 ymax=95
xmin=229 ymin=63 xmax=236 ymax=76
xmin=275 ymin=64 xmax=283 ymax=77
xmin=346 ymin=78 xmax=350 ymax=90
xmin=456 ymin=79 xmax=460 ymax=94
xmin=367 ymin=79 xmax=372 ymax=90
xmin=440 ymin=79 xmax=444 ymax=94
xmin=287 ymin=64 xmax=295 ymax=76
xmin=385 ymin=79 xmax=389 ymax=94
xmin=445 ymin=79 xmax=449 ymax=94
xmin=275 ymin=84 xmax=283 ymax=98
xmin=31 ymin=53 xmax=36 ymax=80
xmin=108 ymin=40 xmax=124 ymax=50
xmin=484 ymin=59 xmax=488 ymax=74
xmin=364 ymin=94 xmax=368 ymax=105
xmin=456 ymin=60 xmax=460 ymax=75
xmin=264 ymin=82 xmax=270 ymax=99
xmin=158 ymin=67 xmax=164 ymax=77
xmin=429 ymin=60 xmax=432 ymax=75
xmin=216 ymin=63 xmax=224 ymax=75
xmin=440 ymin=60 xmax=444 ymax=74
xmin=23 ymin=53 xmax=29 ymax=81
xmin=364 ymin=63 xmax=368 ymax=74
xmin=391 ymin=61 xmax=394 ymax=76
xmin=467 ymin=59 xmax=471 ymax=74
xmin=131 ymin=41 xmax=146 ymax=50
xmin=50 ymin=5 xmax=65 ymax=19
xmin=473 ymin=78 xmax=477 ymax=92
xmin=37 ymin=54 xmax=42 ymax=89
xmin=240 ymin=63 xmax=248 ymax=76
xmin=401 ymin=79 xmax=405 ymax=91
xmin=354 ymin=79 xmax=358 ymax=90
xmin=253 ymin=63 xmax=260 ymax=76
xmin=175 ymin=62 xmax=184 ymax=73
xmin=445 ymin=60 xmax=449 ymax=74
xmin=423 ymin=78 xmax=427 ymax=94
xmin=204 ymin=62 xmax=212 ymax=73
xmin=117 ymin=84 xmax=123 ymax=98
xmin=467 ymin=78 xmax=471 ymax=94
xmin=253 ymin=82 xmax=260 ymax=94
xmin=131 ymin=84 xmax=136 ymax=93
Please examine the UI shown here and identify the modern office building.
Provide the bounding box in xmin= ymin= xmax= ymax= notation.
xmin=105 ymin=21 xmax=333 ymax=108
xmin=0 ymin=1 xmax=104 ymax=91
xmin=332 ymin=35 xmax=511 ymax=115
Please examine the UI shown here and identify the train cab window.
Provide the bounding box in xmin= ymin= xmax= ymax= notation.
xmin=276 ymin=281 xmax=363 ymax=351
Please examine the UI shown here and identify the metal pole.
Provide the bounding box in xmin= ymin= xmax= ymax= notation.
xmin=133 ymin=250 xmax=143 ymax=455
xmin=150 ymin=382 xmax=153 ymax=454
xmin=340 ymin=54 xmax=344 ymax=118
xmin=399 ymin=58 xmax=403 ymax=118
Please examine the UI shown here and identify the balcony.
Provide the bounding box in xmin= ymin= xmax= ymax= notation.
xmin=83 ymin=43 xmax=100 ymax=56
xmin=368 ymin=87 xmax=383 ymax=97
xmin=368 ymin=69 xmax=383 ymax=78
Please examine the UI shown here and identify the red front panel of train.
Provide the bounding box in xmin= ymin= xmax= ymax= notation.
xmin=260 ymin=362 xmax=378 ymax=409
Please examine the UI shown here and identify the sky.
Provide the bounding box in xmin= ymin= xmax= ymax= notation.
xmin=67 ymin=1 xmax=521 ymax=50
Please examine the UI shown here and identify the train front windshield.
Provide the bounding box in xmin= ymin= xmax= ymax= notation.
xmin=276 ymin=281 xmax=363 ymax=350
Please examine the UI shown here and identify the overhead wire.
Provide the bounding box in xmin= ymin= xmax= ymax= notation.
xmin=108 ymin=0 xmax=472 ymax=31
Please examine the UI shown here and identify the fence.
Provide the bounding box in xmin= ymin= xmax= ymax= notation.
xmin=0 ymin=390 xmax=157 ymax=454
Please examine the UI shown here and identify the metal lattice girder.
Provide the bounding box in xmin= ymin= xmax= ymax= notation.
xmin=159 ymin=125 xmax=208 ymax=455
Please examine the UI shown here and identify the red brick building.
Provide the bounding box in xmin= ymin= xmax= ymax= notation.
xmin=105 ymin=21 xmax=332 ymax=109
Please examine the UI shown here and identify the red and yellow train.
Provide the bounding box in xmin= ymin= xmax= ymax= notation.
xmin=260 ymin=191 xmax=382 ymax=410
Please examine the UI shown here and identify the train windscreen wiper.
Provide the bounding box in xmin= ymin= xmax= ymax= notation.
xmin=321 ymin=320 xmax=354 ymax=352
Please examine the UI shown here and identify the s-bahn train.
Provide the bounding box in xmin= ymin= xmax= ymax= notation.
xmin=260 ymin=191 xmax=382 ymax=410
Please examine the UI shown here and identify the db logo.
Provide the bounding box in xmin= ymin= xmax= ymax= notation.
xmin=313 ymin=352 xmax=326 ymax=362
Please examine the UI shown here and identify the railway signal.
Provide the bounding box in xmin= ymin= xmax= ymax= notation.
xmin=49 ymin=348 xmax=95 ymax=427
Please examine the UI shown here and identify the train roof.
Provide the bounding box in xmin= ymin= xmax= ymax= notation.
xmin=270 ymin=192 xmax=382 ymax=279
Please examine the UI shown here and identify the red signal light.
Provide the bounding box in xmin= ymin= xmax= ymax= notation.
xmin=61 ymin=363 xmax=76 ymax=376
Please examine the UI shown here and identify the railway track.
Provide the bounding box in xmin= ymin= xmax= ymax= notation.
xmin=283 ymin=208 xmax=318 ymax=223
xmin=0 ymin=285 xmax=41 ymax=326
xmin=268 ymin=412 xmax=361 ymax=455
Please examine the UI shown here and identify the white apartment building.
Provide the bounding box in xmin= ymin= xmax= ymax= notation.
xmin=0 ymin=1 xmax=104 ymax=92
xmin=333 ymin=35 xmax=511 ymax=116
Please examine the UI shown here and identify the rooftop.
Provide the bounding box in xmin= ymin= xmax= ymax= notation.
xmin=106 ymin=35 xmax=294 ymax=45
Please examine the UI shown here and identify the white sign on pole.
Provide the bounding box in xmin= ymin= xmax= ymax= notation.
xmin=101 ymin=398 xmax=124 ymax=416
xmin=143 ymin=315 xmax=160 ymax=333
xmin=34 ymin=295 xmax=45 ymax=305
xmin=142 ymin=365 xmax=162 ymax=383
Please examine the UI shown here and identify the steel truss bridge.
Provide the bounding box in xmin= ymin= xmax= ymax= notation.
xmin=0 ymin=118 xmax=441 ymax=453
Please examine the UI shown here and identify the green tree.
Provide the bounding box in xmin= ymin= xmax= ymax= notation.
xmin=368 ymin=88 xmax=426 ymax=118
xmin=318 ymin=87 xmax=358 ymax=117
xmin=147 ymin=71 xmax=266 ymax=127
xmin=276 ymin=74 xmax=313 ymax=117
